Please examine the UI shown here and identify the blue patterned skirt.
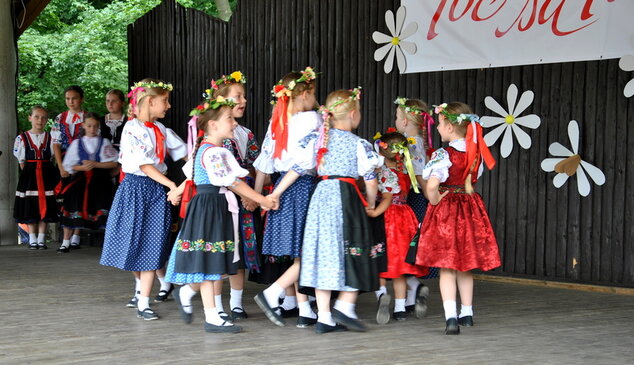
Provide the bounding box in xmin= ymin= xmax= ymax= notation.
xmin=99 ymin=174 xmax=172 ymax=271
xmin=261 ymin=173 xmax=314 ymax=258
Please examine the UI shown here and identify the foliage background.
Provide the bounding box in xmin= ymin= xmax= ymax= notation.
xmin=17 ymin=0 xmax=235 ymax=131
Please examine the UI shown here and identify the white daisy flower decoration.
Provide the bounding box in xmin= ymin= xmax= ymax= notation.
xmin=372 ymin=6 xmax=417 ymax=74
xmin=481 ymin=84 xmax=541 ymax=158
xmin=618 ymin=35 xmax=634 ymax=98
xmin=540 ymin=120 xmax=605 ymax=197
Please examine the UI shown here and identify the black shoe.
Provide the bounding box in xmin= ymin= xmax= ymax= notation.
xmin=173 ymin=286 xmax=192 ymax=324
xmin=445 ymin=318 xmax=460 ymax=335
xmin=393 ymin=311 xmax=407 ymax=321
xmin=332 ymin=308 xmax=367 ymax=332
xmin=126 ymin=295 xmax=139 ymax=308
xmin=376 ymin=294 xmax=391 ymax=325
xmin=37 ymin=242 xmax=47 ymax=250
xmin=69 ymin=243 xmax=80 ymax=249
xmin=29 ymin=243 xmax=38 ymax=250
xmin=279 ymin=307 xmax=299 ymax=318
xmin=218 ymin=311 xmax=232 ymax=322
xmin=415 ymin=284 xmax=430 ymax=319
xmin=154 ymin=284 xmax=174 ymax=302
xmin=458 ymin=315 xmax=474 ymax=327
xmin=296 ymin=316 xmax=318 ymax=328
xmin=204 ymin=321 xmax=242 ymax=333
xmin=137 ymin=308 xmax=159 ymax=321
xmin=56 ymin=245 xmax=70 ymax=253
xmin=405 ymin=304 xmax=415 ymax=313
xmin=254 ymin=292 xmax=286 ymax=327
xmin=231 ymin=307 xmax=248 ymax=320
xmin=315 ymin=322 xmax=347 ymax=334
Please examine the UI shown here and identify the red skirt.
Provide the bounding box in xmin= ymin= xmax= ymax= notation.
xmin=381 ymin=203 xmax=428 ymax=279
xmin=416 ymin=192 xmax=501 ymax=272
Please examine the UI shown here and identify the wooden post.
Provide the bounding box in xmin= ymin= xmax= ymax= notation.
xmin=0 ymin=0 xmax=18 ymax=245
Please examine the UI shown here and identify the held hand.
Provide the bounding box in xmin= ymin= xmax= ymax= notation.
xmin=259 ymin=195 xmax=276 ymax=211
xmin=59 ymin=167 xmax=70 ymax=178
xmin=365 ymin=207 xmax=379 ymax=218
xmin=167 ymin=188 xmax=182 ymax=206
xmin=82 ymin=160 xmax=95 ymax=171
xmin=241 ymin=197 xmax=258 ymax=212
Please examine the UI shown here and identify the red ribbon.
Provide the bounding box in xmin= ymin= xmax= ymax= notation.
xmin=315 ymin=147 xmax=328 ymax=168
xmin=82 ymin=170 xmax=93 ymax=220
xmin=144 ymin=122 xmax=166 ymax=164
xmin=463 ymin=122 xmax=496 ymax=180
xmin=422 ymin=111 xmax=435 ymax=148
xmin=271 ymin=96 xmax=289 ymax=159
xmin=26 ymin=160 xmax=47 ymax=219
xmin=321 ymin=175 xmax=368 ymax=207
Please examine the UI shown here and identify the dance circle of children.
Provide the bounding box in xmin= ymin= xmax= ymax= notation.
xmin=14 ymin=67 xmax=501 ymax=336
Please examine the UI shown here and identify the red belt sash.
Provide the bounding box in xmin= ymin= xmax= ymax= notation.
xmin=26 ymin=160 xmax=48 ymax=219
xmin=320 ymin=175 xmax=368 ymax=207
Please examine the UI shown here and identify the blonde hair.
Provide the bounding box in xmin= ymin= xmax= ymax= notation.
xmin=399 ymin=99 xmax=430 ymax=149
xmin=212 ymin=82 xmax=245 ymax=99
xmin=281 ymin=71 xmax=316 ymax=99
xmin=127 ymin=78 xmax=170 ymax=118
xmin=442 ymin=101 xmax=473 ymax=137
xmin=316 ymin=90 xmax=361 ymax=168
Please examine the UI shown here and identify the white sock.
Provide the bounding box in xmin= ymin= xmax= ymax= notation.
xmin=334 ymin=300 xmax=357 ymax=319
xmin=375 ymin=286 xmax=387 ymax=300
xmin=71 ymin=234 xmax=80 ymax=245
xmin=443 ymin=300 xmax=457 ymax=320
xmin=281 ymin=295 xmax=297 ymax=310
xmin=298 ymin=300 xmax=316 ymax=319
xmin=263 ymin=283 xmax=284 ymax=308
xmin=405 ymin=277 xmax=420 ymax=306
xmin=317 ymin=311 xmax=336 ymax=326
xmin=460 ymin=305 xmax=473 ymax=318
xmin=61 ymin=240 xmax=70 ymax=249
xmin=394 ymin=298 xmax=406 ymax=313
xmin=215 ymin=294 xmax=225 ymax=313
xmin=37 ymin=233 xmax=45 ymax=243
xmin=157 ymin=275 xmax=171 ymax=292
xmin=134 ymin=278 xmax=141 ymax=293
xmin=137 ymin=296 xmax=150 ymax=311
xmin=179 ymin=285 xmax=197 ymax=314
xmin=204 ymin=307 xmax=227 ymax=326
xmin=406 ymin=276 xmax=420 ymax=289
xmin=29 ymin=233 xmax=37 ymax=244
xmin=230 ymin=288 xmax=243 ymax=310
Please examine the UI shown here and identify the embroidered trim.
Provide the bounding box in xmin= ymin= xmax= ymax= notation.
xmin=176 ymin=239 xmax=235 ymax=253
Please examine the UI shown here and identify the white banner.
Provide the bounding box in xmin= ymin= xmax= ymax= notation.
xmin=375 ymin=0 xmax=634 ymax=73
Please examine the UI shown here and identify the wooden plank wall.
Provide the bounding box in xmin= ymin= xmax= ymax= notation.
xmin=128 ymin=0 xmax=634 ymax=287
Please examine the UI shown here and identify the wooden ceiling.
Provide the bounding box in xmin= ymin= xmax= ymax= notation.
xmin=13 ymin=0 xmax=52 ymax=37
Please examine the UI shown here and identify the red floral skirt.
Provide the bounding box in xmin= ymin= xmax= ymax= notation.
xmin=381 ymin=204 xmax=429 ymax=278
xmin=416 ymin=192 xmax=501 ymax=272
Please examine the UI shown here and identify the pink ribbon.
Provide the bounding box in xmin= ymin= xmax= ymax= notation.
xmin=220 ymin=187 xmax=241 ymax=263
xmin=186 ymin=116 xmax=198 ymax=155
xmin=126 ymin=87 xmax=145 ymax=116
xmin=422 ymin=111 xmax=435 ymax=148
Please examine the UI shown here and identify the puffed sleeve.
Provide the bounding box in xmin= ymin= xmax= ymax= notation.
xmin=62 ymin=140 xmax=81 ymax=174
xmin=253 ymin=123 xmax=274 ymax=174
xmin=408 ymin=136 xmax=426 ymax=176
xmin=378 ymin=166 xmax=401 ymax=194
xmin=291 ymin=131 xmax=319 ymax=175
xmin=165 ymin=127 xmax=187 ymax=161
xmin=357 ymin=138 xmax=384 ymax=180
xmin=99 ymin=139 xmax=119 ymax=163
xmin=13 ymin=135 xmax=25 ymax=163
xmin=50 ymin=114 xmax=62 ymax=144
xmin=202 ymin=147 xmax=249 ymax=187
xmin=122 ymin=124 xmax=156 ymax=167
xmin=423 ymin=148 xmax=452 ymax=183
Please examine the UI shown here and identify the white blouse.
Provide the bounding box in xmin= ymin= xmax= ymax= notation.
xmin=378 ymin=165 xmax=401 ymax=194
xmin=13 ymin=132 xmax=55 ymax=163
xmin=182 ymin=146 xmax=249 ymax=187
xmin=253 ymin=111 xmax=322 ymax=174
xmin=51 ymin=111 xmax=84 ymax=144
xmin=62 ymin=136 xmax=118 ymax=174
xmin=118 ymin=119 xmax=187 ymax=176
xmin=423 ymin=139 xmax=483 ymax=183
xmin=105 ymin=114 xmax=125 ymax=139
xmin=404 ymin=133 xmax=426 ymax=176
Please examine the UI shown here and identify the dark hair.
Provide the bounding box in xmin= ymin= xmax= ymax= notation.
xmin=106 ymin=89 xmax=126 ymax=103
xmin=29 ymin=105 xmax=47 ymax=116
xmin=84 ymin=112 xmax=101 ymax=122
xmin=281 ymin=71 xmax=315 ymax=98
xmin=65 ymin=85 xmax=84 ymax=98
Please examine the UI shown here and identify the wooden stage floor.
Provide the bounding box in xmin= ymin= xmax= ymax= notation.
xmin=1 ymin=245 xmax=633 ymax=364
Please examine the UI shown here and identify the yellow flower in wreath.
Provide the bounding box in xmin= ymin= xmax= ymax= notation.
xmin=231 ymin=71 xmax=243 ymax=82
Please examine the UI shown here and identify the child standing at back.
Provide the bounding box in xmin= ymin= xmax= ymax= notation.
xmin=367 ymin=131 xmax=429 ymax=324
xmin=416 ymin=102 xmax=500 ymax=335
xmin=100 ymin=78 xmax=187 ymax=321
xmin=103 ymin=89 xmax=127 ymax=149
xmin=165 ymin=96 xmax=276 ymax=333
xmin=298 ymin=88 xmax=384 ymax=334
xmin=58 ymin=113 xmax=118 ymax=252
xmin=13 ymin=106 xmax=60 ymax=249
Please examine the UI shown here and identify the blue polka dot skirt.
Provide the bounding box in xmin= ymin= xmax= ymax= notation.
xmin=261 ymin=173 xmax=314 ymax=258
xmin=100 ymin=174 xmax=172 ymax=271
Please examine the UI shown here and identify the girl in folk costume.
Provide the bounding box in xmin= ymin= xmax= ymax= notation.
xmin=52 ymin=85 xmax=87 ymax=249
xmin=103 ymin=89 xmax=127 ymax=149
xmin=416 ymin=102 xmax=500 ymax=335
xmin=58 ymin=114 xmax=118 ymax=252
xmin=367 ymin=131 xmax=429 ymax=324
xmin=298 ymin=88 xmax=384 ymax=334
xmin=253 ymin=67 xmax=321 ymax=328
xmin=13 ymin=106 xmax=60 ymax=250
xmin=166 ymin=96 xmax=277 ymax=334
xmin=394 ymin=97 xmax=436 ymax=312
xmin=100 ymin=79 xmax=187 ymax=321
xmin=208 ymin=71 xmax=260 ymax=321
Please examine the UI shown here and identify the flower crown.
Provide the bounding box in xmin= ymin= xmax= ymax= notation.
xmin=189 ymin=96 xmax=237 ymax=117
xmin=131 ymin=81 xmax=173 ymax=92
xmin=373 ymin=128 xmax=416 ymax=150
xmin=210 ymin=71 xmax=246 ymax=91
xmin=372 ymin=128 xmax=419 ymax=193
xmin=394 ymin=97 xmax=429 ymax=116
xmin=327 ymin=87 xmax=362 ymax=112
xmin=433 ymin=103 xmax=480 ymax=124
xmin=271 ymin=66 xmax=318 ymax=99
